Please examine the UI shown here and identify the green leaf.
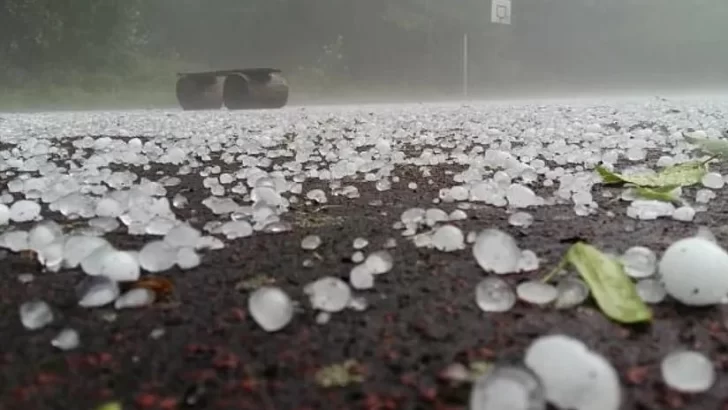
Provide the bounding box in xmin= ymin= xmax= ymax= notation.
xmin=683 ymin=133 xmax=728 ymax=158
xmin=633 ymin=185 xmax=681 ymax=203
xmin=595 ymin=161 xmax=707 ymax=188
xmin=468 ymin=361 xmax=493 ymax=382
xmin=315 ymin=360 xmax=364 ymax=388
xmin=96 ymin=402 xmax=122 ymax=410
xmin=595 ymin=166 xmax=624 ymax=184
xmin=565 ymin=243 xmax=652 ymax=324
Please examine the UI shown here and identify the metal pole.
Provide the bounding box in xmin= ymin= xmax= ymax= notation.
xmin=463 ymin=33 xmax=469 ymax=98
xmin=427 ymin=7 xmax=434 ymax=91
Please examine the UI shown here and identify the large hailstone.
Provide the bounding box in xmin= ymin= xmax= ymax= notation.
xmin=661 ymin=350 xmax=715 ymax=393
xmin=524 ymin=334 xmax=621 ymax=410
xmin=248 ymin=287 xmax=294 ymax=332
xmin=470 ymin=365 xmax=546 ymax=410
xmin=658 ymin=236 xmax=728 ymax=306
xmin=472 ymin=228 xmax=522 ymax=274
xmin=304 ymin=277 xmax=352 ymax=312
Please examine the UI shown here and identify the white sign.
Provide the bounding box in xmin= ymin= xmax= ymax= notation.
xmin=491 ymin=0 xmax=512 ymax=25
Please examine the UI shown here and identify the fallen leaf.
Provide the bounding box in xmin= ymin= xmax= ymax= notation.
xmin=20 ymin=249 xmax=37 ymax=260
xmin=235 ymin=274 xmax=276 ymax=291
xmin=128 ymin=276 xmax=174 ymax=299
xmin=315 ymin=360 xmax=364 ymax=388
xmin=625 ymin=365 xmax=650 ymax=385
xmin=16 ymin=249 xmax=42 ymax=270
xmin=596 ymin=161 xmax=707 ymax=188
xmin=438 ymin=363 xmax=470 ymax=383
xmin=468 ymin=361 xmax=492 ymax=381
xmin=565 ymin=242 xmax=652 ymax=324
xmin=634 ymin=185 xmax=682 ymax=203
xmin=683 ymin=133 xmax=728 ymax=158
xmin=96 ymin=401 xmax=122 ymax=410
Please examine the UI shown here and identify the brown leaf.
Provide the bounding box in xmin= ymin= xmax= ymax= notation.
xmin=235 ymin=275 xmax=276 ymax=291
xmin=18 ymin=249 xmax=42 ymax=269
xmin=625 ymin=365 xmax=649 ymax=385
xmin=128 ymin=276 xmax=175 ymax=299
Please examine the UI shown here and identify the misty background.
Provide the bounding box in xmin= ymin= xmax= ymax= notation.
xmin=1 ymin=0 xmax=727 ymax=108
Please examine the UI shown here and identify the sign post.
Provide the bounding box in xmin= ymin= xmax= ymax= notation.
xmin=482 ymin=0 xmax=512 ymax=96
xmin=463 ymin=34 xmax=469 ymax=97
xmin=462 ymin=0 xmax=512 ymax=99
xmin=491 ymin=0 xmax=512 ymax=25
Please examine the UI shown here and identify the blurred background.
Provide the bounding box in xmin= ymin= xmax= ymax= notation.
xmin=1 ymin=0 xmax=727 ymax=109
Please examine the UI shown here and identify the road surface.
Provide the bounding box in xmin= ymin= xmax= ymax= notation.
xmin=1 ymin=96 xmax=728 ymax=409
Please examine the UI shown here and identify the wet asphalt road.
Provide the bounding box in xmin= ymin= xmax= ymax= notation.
xmin=2 ymin=97 xmax=728 ymax=409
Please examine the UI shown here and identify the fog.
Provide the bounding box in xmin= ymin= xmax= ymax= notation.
xmin=1 ymin=0 xmax=728 ymax=108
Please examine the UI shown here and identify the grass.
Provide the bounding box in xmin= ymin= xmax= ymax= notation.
xmin=0 ymin=55 xmax=578 ymax=112
xmin=0 ymin=56 xmax=190 ymax=112
xmin=0 ymin=86 xmax=176 ymax=112
xmin=4 ymin=52 xmax=728 ymax=113
xmin=0 ymin=53 xmax=472 ymax=112
xmin=0 ymin=80 xmax=453 ymax=113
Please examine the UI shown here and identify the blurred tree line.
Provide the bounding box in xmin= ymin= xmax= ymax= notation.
xmin=1 ymin=0 xmax=727 ymax=96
